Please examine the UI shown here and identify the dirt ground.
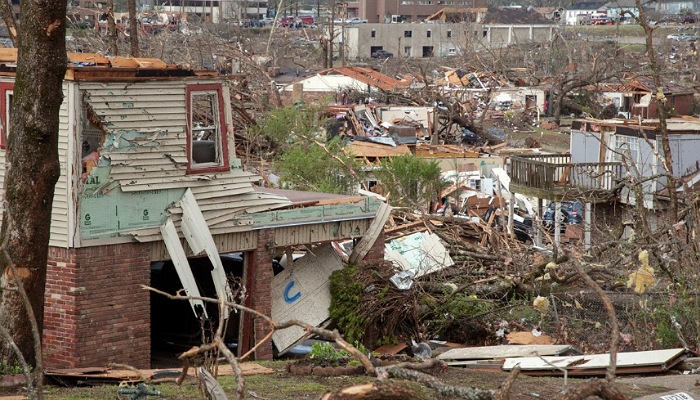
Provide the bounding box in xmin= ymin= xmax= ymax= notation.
xmin=0 ymin=361 xmax=683 ymax=399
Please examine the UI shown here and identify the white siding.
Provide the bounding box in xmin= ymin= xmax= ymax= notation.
xmin=48 ymin=86 xmax=71 ymax=247
xmin=0 ymin=79 xmax=72 ymax=248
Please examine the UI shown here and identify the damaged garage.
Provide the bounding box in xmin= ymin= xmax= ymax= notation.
xmin=0 ymin=49 xmax=386 ymax=369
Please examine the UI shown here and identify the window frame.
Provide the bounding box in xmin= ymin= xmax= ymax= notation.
xmin=185 ymin=83 xmax=230 ymax=174
xmin=0 ymin=82 xmax=13 ymax=149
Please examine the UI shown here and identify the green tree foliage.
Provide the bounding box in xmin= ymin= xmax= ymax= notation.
xmin=248 ymin=105 xmax=320 ymax=157
xmin=276 ymin=136 xmax=358 ymax=194
xmin=328 ymin=265 xmax=369 ymax=344
xmin=250 ymin=105 xmax=361 ymax=194
xmin=375 ymin=155 xmax=443 ymax=209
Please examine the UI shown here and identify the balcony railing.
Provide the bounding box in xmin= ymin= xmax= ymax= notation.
xmin=509 ymin=154 xmax=625 ymax=195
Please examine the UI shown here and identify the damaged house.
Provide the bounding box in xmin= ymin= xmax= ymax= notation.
xmin=596 ymin=77 xmax=696 ymax=119
xmin=0 ymin=49 xmax=386 ymax=368
xmin=508 ymin=117 xmax=700 ymax=248
xmin=281 ymin=66 xmax=405 ymax=104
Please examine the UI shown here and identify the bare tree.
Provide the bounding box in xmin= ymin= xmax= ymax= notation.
xmin=0 ymin=0 xmax=66 ymax=379
xmin=128 ymin=0 xmax=139 ymax=57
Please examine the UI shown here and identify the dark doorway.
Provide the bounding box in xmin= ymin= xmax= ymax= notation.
xmin=150 ymin=253 xmax=244 ymax=367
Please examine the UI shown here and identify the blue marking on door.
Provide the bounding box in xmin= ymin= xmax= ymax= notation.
xmin=284 ymin=280 xmax=301 ymax=303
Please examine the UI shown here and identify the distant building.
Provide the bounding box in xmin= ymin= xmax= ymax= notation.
xmin=563 ymin=1 xmax=607 ymax=25
xmin=348 ymin=0 xmax=486 ymax=23
xmin=340 ymin=22 xmax=557 ymax=60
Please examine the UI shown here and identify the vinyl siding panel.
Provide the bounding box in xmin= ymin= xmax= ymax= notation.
xmin=49 ymin=86 xmax=71 ymax=247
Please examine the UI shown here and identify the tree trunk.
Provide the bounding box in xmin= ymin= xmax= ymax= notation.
xmin=0 ymin=0 xmax=65 ymax=367
xmin=559 ymin=379 xmax=631 ymax=400
xmin=107 ymin=0 xmax=118 ymax=56
xmin=553 ymin=82 xmax=565 ymax=126
xmin=321 ymin=382 xmax=426 ymax=400
xmin=128 ymin=0 xmax=139 ymax=57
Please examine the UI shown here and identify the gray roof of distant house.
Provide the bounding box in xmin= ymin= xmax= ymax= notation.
xmin=568 ymin=1 xmax=607 ymax=10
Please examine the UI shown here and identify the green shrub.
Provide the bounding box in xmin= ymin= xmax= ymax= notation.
xmin=329 ymin=265 xmax=369 ymax=344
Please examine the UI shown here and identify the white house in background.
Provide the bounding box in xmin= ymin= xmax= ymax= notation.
xmin=603 ymin=0 xmax=644 ymax=19
xmin=657 ymin=0 xmax=700 ymax=14
xmin=563 ymin=1 xmax=608 ymax=25
xmin=281 ymin=67 xmax=404 ymax=102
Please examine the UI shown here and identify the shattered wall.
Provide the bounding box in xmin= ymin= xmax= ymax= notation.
xmin=74 ymin=80 xmax=290 ymax=245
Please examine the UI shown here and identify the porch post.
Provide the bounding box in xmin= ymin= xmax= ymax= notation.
xmin=508 ymin=191 xmax=515 ymax=235
xmin=584 ymin=202 xmax=592 ymax=252
xmin=534 ymin=198 xmax=542 ymax=246
xmin=554 ymin=201 xmax=561 ymax=249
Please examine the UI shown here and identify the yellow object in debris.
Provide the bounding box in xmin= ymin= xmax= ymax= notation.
xmin=533 ymin=295 xmax=550 ymax=312
xmin=626 ymin=250 xmax=655 ymax=294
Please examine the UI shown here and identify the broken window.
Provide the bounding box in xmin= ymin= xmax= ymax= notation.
xmin=0 ymin=82 xmax=13 ymax=149
xmin=447 ymin=30 xmax=452 ymax=38
xmin=187 ymin=84 xmax=229 ymax=173
xmin=404 ymin=30 xmax=412 ymax=38
xmin=81 ymin=103 xmax=105 ymax=182
xmin=614 ymin=135 xmax=638 ymax=165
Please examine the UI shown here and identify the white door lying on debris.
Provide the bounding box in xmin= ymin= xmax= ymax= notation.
xmin=271 ymin=244 xmax=345 ymax=353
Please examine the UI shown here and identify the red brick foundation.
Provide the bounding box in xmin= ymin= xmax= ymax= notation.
xmin=241 ymin=229 xmax=274 ymax=360
xmin=43 ymin=243 xmax=151 ymax=369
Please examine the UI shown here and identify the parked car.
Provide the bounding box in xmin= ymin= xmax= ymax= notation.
xmin=346 ymin=17 xmax=368 ymax=23
xmin=667 ymin=33 xmax=699 ymax=41
xmin=371 ymin=49 xmax=393 ymax=58
xmin=459 ymin=128 xmax=479 ymax=144
xmin=543 ymin=201 xmax=584 ymax=231
xmin=681 ymin=15 xmax=696 ymax=24
xmin=483 ymin=207 xmax=533 ymax=243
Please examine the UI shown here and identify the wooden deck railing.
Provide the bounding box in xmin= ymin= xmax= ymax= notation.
xmin=509 ymin=154 xmax=625 ymax=192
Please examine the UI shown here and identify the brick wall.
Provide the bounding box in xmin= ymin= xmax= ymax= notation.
xmin=252 ymin=230 xmax=274 ymax=360
xmin=44 ymin=243 xmax=151 ymax=369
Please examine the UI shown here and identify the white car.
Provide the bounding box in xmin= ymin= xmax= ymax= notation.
xmin=667 ymin=33 xmax=699 ymax=41
xmin=346 ymin=17 xmax=368 ymax=23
